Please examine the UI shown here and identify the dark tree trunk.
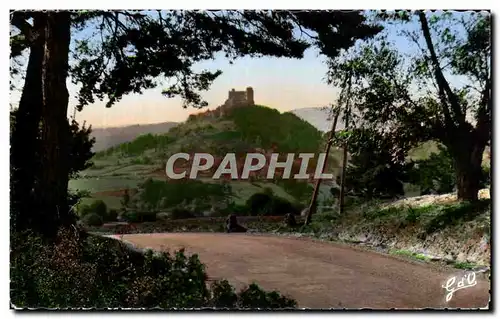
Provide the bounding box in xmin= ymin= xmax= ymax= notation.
xmin=452 ymin=140 xmax=485 ymax=202
xmin=304 ymin=109 xmax=340 ymax=225
xmin=37 ymin=12 xmax=73 ymax=237
xmin=10 ymin=14 xmax=46 ymax=232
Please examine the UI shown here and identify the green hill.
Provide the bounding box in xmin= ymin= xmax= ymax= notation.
xmin=71 ymin=105 xmax=339 ymax=218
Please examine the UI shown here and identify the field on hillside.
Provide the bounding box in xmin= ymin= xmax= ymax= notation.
xmin=74 ymin=104 xmax=490 ymax=224
xmin=73 ymin=105 xmax=338 ymax=218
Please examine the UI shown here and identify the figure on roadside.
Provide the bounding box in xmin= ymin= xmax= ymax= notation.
xmin=283 ymin=213 xmax=297 ymax=227
xmin=226 ymin=214 xmax=247 ymax=233
xmin=300 ymin=207 xmax=309 ymax=217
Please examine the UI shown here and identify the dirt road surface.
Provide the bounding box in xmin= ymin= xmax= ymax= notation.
xmin=122 ymin=233 xmax=490 ymax=309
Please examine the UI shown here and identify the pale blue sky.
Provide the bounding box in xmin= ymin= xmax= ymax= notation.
xmin=10 ymin=11 xmax=479 ymax=128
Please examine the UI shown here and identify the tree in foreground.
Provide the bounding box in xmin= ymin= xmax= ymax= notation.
xmin=10 ymin=10 xmax=382 ymax=237
xmin=327 ymin=11 xmax=491 ymax=201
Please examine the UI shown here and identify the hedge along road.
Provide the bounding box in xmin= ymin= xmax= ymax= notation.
xmin=121 ymin=233 xmax=490 ymax=309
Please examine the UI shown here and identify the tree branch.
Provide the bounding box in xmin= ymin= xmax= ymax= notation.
xmin=475 ymin=76 xmax=491 ymax=143
xmin=10 ymin=12 xmax=36 ymax=43
xmin=418 ymin=11 xmax=466 ymax=128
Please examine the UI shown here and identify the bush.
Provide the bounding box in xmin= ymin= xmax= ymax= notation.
xmin=246 ymin=193 xmax=298 ymax=216
xmin=121 ymin=211 xmax=157 ymax=223
xmin=246 ymin=193 xmax=273 ymax=215
xmin=341 ymin=128 xmax=411 ymax=199
xmin=81 ymin=213 xmax=104 ymax=226
xmin=409 ymin=144 xmax=455 ymax=195
xmin=271 ymin=197 xmax=299 ymax=216
xmin=89 ymin=200 xmax=108 ymax=218
xmin=78 ymin=204 xmax=93 ymax=217
xmin=221 ymin=202 xmax=249 ymax=216
xmin=209 ymin=281 xmax=296 ymax=309
xmin=140 ymin=211 xmax=157 ymax=222
xmin=107 ymin=209 xmax=118 ymax=222
xmin=121 ymin=211 xmax=140 ymax=223
xmin=11 ymin=230 xmax=297 ymax=309
xmin=170 ymin=207 xmax=196 ymax=220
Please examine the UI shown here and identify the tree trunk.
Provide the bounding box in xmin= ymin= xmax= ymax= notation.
xmin=38 ymin=12 xmax=72 ymax=237
xmin=10 ymin=14 xmax=46 ymax=232
xmin=338 ymin=106 xmax=350 ymax=216
xmin=453 ymin=142 xmax=485 ymax=202
xmin=304 ymin=109 xmax=340 ymax=226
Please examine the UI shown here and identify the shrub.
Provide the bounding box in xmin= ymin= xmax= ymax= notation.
xmin=409 ymin=144 xmax=454 ymax=195
xmin=271 ymin=197 xmax=299 ymax=216
xmin=341 ymin=128 xmax=412 ymax=200
xmin=120 ymin=211 xmax=156 ymax=223
xmin=82 ymin=213 xmax=104 ymax=226
xmin=156 ymin=212 xmax=170 ymax=220
xmin=139 ymin=211 xmax=157 ymax=222
xmin=246 ymin=193 xmax=273 ymax=215
xmin=246 ymin=193 xmax=298 ymax=216
xmin=107 ymin=209 xmax=118 ymax=222
xmin=236 ymin=283 xmax=297 ymax=308
xmin=137 ymin=179 xmax=231 ymax=210
xmin=220 ymin=202 xmax=249 ymax=216
xmin=11 ymin=230 xmax=297 ymax=309
xmin=87 ymin=200 xmax=108 ymax=219
xmin=171 ymin=207 xmax=195 ymax=220
xmin=78 ymin=204 xmax=93 ymax=217
xmin=121 ymin=210 xmax=140 ymax=223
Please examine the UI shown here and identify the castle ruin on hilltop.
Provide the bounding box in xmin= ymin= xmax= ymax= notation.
xmin=195 ymin=87 xmax=255 ymax=119
xmin=219 ymin=87 xmax=254 ymax=117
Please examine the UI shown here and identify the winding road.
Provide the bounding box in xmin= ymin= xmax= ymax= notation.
xmin=121 ymin=233 xmax=490 ymax=309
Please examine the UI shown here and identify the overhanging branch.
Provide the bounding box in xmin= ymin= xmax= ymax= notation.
xmin=418 ymin=11 xmax=466 ymax=128
xmin=10 ymin=12 xmax=35 ymax=44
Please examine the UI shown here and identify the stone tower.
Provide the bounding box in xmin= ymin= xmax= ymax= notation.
xmin=218 ymin=87 xmax=255 ymax=118
xmin=246 ymin=87 xmax=254 ymax=105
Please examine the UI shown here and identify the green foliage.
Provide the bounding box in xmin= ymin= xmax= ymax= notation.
xmin=423 ymin=199 xmax=491 ymax=234
xmin=326 ymin=12 xmax=491 ymax=201
xmin=220 ymin=202 xmax=249 ymax=216
xmin=97 ymin=134 xmax=175 ymax=158
xmin=341 ymin=128 xmax=412 ymax=199
xmin=121 ymin=189 xmax=130 ymax=209
xmin=11 ymin=229 xmax=296 ymax=308
xmin=82 ymin=213 xmax=104 ymax=226
xmin=107 ymin=209 xmax=118 ymax=222
xmin=10 ymin=111 xmax=95 ymax=236
xmin=64 ymin=11 xmax=381 ymax=110
xmin=409 ymin=144 xmax=455 ymax=195
xmin=409 ymin=144 xmax=491 ymax=195
xmin=137 ymin=179 xmax=231 ymax=210
xmin=121 ymin=210 xmax=157 ymax=223
xmin=68 ymin=119 xmax=96 ymax=178
xmin=278 ymin=180 xmax=313 ymax=203
xmin=11 ymin=10 xmax=381 ymax=239
xmin=79 ymin=199 xmax=121 ymax=223
xmin=228 ymin=105 xmax=323 ymax=153
xmin=89 ymin=200 xmax=108 ymax=219
xmin=170 ymin=207 xmax=196 ymax=220
xmin=234 ymin=283 xmax=297 ymax=309
xmin=245 ymin=192 xmax=299 ymax=216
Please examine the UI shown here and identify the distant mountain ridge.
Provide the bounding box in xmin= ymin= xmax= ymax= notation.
xmin=290 ymin=107 xmax=346 ymax=132
xmin=91 ymin=121 xmax=178 ymax=152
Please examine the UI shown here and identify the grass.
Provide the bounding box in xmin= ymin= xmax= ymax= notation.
xmin=407 ymin=141 xmax=441 ymax=161
xmin=103 ymin=164 xmax=156 ymax=176
xmin=69 ymin=176 xmax=142 ymax=193
xmin=79 ymin=195 xmax=123 ymax=211
xmin=390 ymin=249 xmax=430 ymax=262
xmin=454 ymin=261 xmax=478 ymax=270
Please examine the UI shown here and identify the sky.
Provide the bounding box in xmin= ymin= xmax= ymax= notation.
xmin=73 ymin=49 xmax=339 ymax=128
xmin=9 ymin=11 xmax=480 ymax=129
